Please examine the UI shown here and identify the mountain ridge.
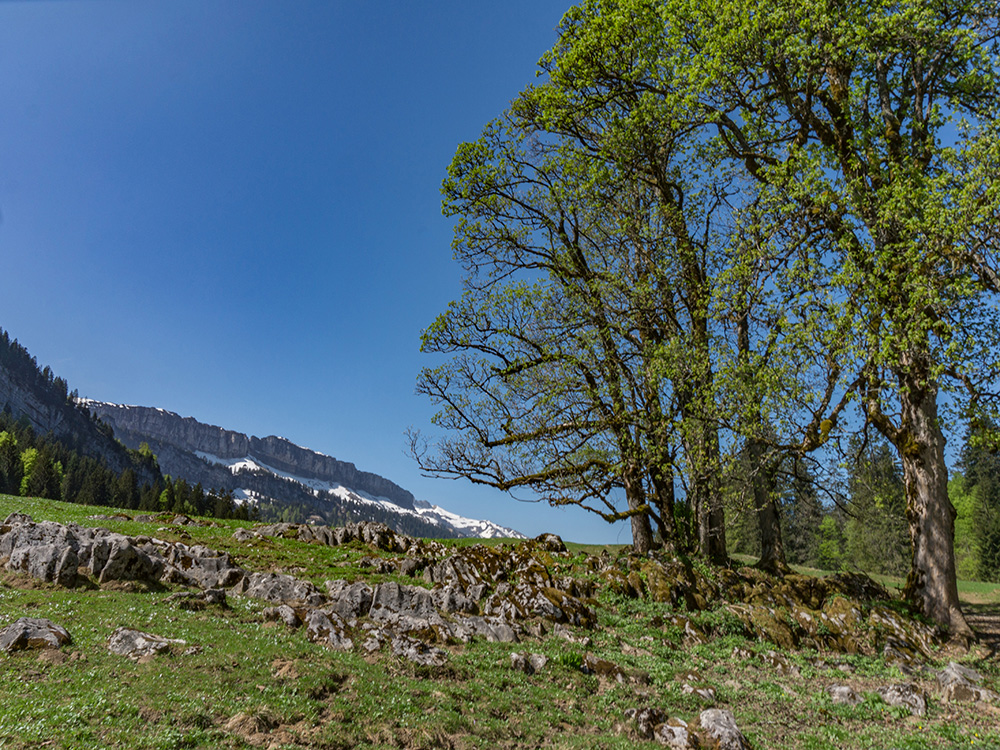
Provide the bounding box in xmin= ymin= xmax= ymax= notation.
xmin=81 ymin=401 xmax=416 ymax=510
xmin=82 ymin=400 xmax=523 ymax=540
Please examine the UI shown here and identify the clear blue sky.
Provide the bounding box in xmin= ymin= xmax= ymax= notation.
xmin=0 ymin=0 xmax=633 ymax=544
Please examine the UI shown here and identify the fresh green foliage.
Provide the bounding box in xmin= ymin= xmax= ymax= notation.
xmin=960 ymin=420 xmax=1000 ymax=583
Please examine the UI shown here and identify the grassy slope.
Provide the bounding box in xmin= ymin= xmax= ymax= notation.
xmin=0 ymin=494 xmax=998 ymax=750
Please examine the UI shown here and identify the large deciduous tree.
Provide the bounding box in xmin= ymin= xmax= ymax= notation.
xmin=412 ymin=109 xmax=729 ymax=555
xmin=543 ymin=0 xmax=1000 ymax=637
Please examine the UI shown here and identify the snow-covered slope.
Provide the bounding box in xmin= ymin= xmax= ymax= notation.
xmin=194 ymin=450 xmax=524 ymax=539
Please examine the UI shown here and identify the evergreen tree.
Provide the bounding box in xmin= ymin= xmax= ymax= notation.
xmin=843 ymin=438 xmax=910 ymax=577
xmin=21 ymin=446 xmax=63 ymax=501
xmin=778 ymin=461 xmax=824 ymax=569
xmin=0 ymin=431 xmax=22 ymax=495
xmin=959 ymin=423 xmax=1000 ymax=583
xmin=817 ymin=511 xmax=846 ymax=572
xmin=112 ymin=469 xmax=140 ymax=510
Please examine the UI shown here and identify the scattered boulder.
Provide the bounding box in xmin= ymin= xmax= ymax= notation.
xmin=0 ymin=617 xmax=72 ymax=652
xmin=510 ymin=652 xmax=548 ymax=675
xmin=877 ymin=683 xmax=927 ymax=716
xmin=654 ymin=719 xmax=700 ymax=749
xmin=696 ymin=709 xmax=751 ymax=750
xmin=108 ymin=627 xmax=184 ymax=660
xmin=534 ymin=533 xmax=566 ymax=553
xmin=936 ymin=662 xmax=998 ymax=704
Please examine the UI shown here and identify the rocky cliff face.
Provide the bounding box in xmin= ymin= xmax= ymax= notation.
xmin=83 ymin=402 xmax=416 ymax=510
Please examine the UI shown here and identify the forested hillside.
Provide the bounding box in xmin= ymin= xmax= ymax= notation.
xmin=0 ymin=328 xmax=256 ymax=521
xmin=724 ymin=434 xmax=1000 ymax=584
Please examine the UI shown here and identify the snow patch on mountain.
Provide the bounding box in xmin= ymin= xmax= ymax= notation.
xmin=196 ymin=450 xmax=524 ymax=539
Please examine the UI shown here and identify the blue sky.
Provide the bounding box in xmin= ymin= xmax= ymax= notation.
xmin=0 ymin=0 xmax=633 ymax=543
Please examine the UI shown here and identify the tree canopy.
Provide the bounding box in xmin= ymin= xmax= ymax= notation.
xmin=417 ymin=0 xmax=1000 ymax=636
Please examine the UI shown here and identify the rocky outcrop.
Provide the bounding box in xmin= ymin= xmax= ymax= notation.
xmin=0 ymin=513 xmax=590 ymax=667
xmin=0 ymin=514 xmax=164 ymax=586
xmin=604 ymin=553 xmax=942 ymax=658
xmin=83 ymin=402 xmax=416 ymax=509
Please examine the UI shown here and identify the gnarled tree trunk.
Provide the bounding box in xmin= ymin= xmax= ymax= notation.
xmin=623 ymin=464 xmax=654 ymax=554
xmin=749 ymin=442 xmax=789 ymax=575
xmin=897 ymin=380 xmax=973 ymax=640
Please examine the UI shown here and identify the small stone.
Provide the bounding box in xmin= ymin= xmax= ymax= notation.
xmin=681 ymin=683 xmax=716 ymax=703
xmin=510 ymin=652 xmax=532 ymax=674
xmin=826 ymin=684 xmax=862 ymax=706
xmin=581 ymin=652 xmax=628 ymax=683
xmin=764 ymin=650 xmax=800 ymax=676
xmin=624 ymin=707 xmax=666 ymax=740
xmin=877 ymin=683 xmax=927 ymax=716
xmin=510 ymin=652 xmax=548 ymax=675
